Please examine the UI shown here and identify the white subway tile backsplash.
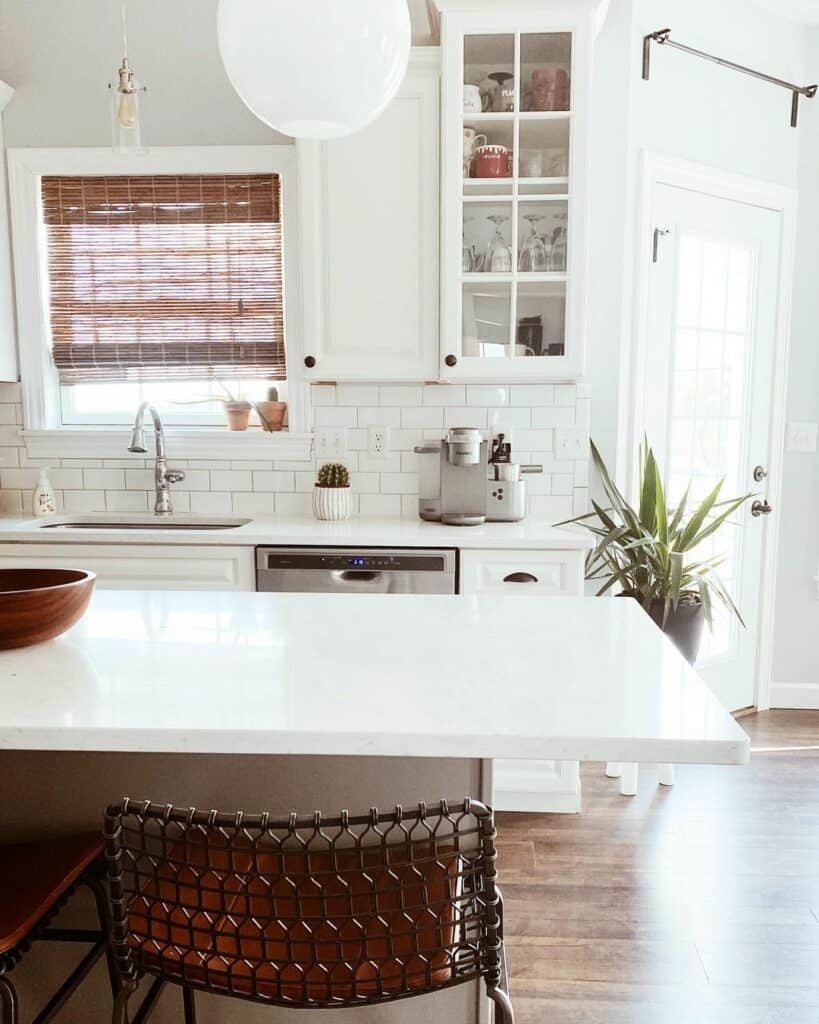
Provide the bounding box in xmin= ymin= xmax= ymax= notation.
xmin=389 ymin=429 xmax=424 ymax=451
xmin=0 ymin=448 xmax=19 ymax=469
xmin=400 ymin=407 xmax=443 ymax=429
xmin=232 ymin=492 xmax=278 ymax=517
xmin=422 ymin=385 xmax=466 ymax=406
xmin=357 ymin=406 xmax=401 ymax=428
xmin=514 ymin=429 xmax=554 ymax=451
xmin=0 ymin=427 xmax=22 ymax=447
xmin=379 ymin=385 xmax=422 ymax=407
xmin=380 ymin=472 xmax=418 ymax=495
xmin=125 ymin=469 xmax=154 ymax=490
xmin=189 ymin=491 xmax=233 ymax=515
xmin=253 ymin=471 xmax=295 ymax=492
xmin=466 ymin=385 xmax=508 ymax=407
xmin=443 ymin=407 xmax=488 ymax=429
xmin=1 ymin=468 xmax=41 ymax=489
xmin=350 ymin=472 xmax=380 ymax=493
xmin=0 ymin=405 xmax=17 ymax=425
xmin=274 ymin=492 xmax=312 ymax=516
xmin=63 ymin=490 xmax=106 ymax=513
xmin=554 ymin=384 xmax=577 ymax=407
xmin=211 ymin=470 xmax=252 ymax=491
xmin=106 ymin=490 xmax=149 ymax=512
xmin=359 ymin=493 xmax=401 ymax=517
xmin=313 ymin=406 xmax=358 ymax=427
xmin=294 ymin=472 xmax=316 ymax=493
xmin=49 ymin=468 xmax=84 ymax=490
xmin=174 ymin=470 xmax=210 ymax=491
xmin=336 ymin=384 xmax=379 ymax=406
xmin=529 ymin=494 xmax=573 ymax=520
xmin=0 ymin=383 xmax=22 ymax=403
xmin=0 ymin=489 xmax=23 ymax=514
xmin=551 ymin=473 xmax=574 ymax=496
xmin=531 ymin=406 xmax=575 ymax=428
xmin=310 ymin=385 xmax=336 ymax=406
xmin=510 ymin=385 xmax=554 ymax=406
xmin=487 ymin=407 xmax=532 ymax=430
xmin=345 ymin=429 xmax=368 ymax=451
xmin=358 ymin=453 xmax=401 ymax=473
xmin=83 ymin=469 xmax=124 ymax=490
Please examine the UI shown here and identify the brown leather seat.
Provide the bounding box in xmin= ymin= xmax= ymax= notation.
xmin=128 ymin=837 xmax=457 ymax=1001
xmin=0 ymin=833 xmax=104 ymax=955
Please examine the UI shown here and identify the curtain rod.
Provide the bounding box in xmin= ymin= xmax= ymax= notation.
xmin=642 ymin=28 xmax=817 ymax=127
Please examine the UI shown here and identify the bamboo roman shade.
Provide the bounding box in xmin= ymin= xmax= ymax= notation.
xmin=41 ymin=174 xmax=285 ymax=384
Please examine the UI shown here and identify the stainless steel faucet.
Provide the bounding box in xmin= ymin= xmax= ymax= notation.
xmin=127 ymin=403 xmax=185 ymax=516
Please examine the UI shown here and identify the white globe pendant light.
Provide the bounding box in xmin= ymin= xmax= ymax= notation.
xmin=217 ymin=0 xmax=411 ymax=139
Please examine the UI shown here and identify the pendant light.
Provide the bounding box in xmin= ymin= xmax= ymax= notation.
xmin=217 ymin=0 xmax=411 ymax=140
xmin=109 ymin=2 xmax=146 ymax=151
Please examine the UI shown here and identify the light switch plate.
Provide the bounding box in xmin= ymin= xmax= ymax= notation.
xmin=314 ymin=428 xmax=347 ymax=460
xmin=554 ymin=426 xmax=589 ymax=461
xmin=786 ymin=421 xmax=818 ymax=453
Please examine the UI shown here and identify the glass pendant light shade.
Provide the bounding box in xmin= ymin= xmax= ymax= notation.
xmin=217 ymin=0 xmax=411 ymax=139
xmin=110 ymin=57 xmax=144 ymax=151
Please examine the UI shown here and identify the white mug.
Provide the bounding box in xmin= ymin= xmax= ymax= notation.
xmin=464 ymin=84 xmax=482 ymax=113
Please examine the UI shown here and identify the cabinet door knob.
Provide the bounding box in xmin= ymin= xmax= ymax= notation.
xmin=445 ymin=354 xmax=458 ymax=367
xmin=304 ymin=355 xmax=316 ymax=368
xmin=503 ymin=572 xmax=539 ymax=583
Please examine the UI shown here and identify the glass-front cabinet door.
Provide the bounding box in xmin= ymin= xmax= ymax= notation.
xmin=439 ymin=6 xmax=592 ymax=379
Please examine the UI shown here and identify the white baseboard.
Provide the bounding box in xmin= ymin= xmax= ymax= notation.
xmin=769 ymin=681 xmax=819 ymax=709
xmin=493 ymin=759 xmax=581 ymax=813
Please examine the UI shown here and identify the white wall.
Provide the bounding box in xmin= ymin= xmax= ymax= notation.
xmin=770 ymin=27 xmax=819 ymax=703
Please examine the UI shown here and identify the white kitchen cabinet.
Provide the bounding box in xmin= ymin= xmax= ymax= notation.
xmin=0 ymin=81 xmax=18 ymax=382
xmin=436 ymin=2 xmax=595 ymax=380
xmin=297 ymin=51 xmax=440 ymax=381
xmin=459 ymin=547 xmax=584 ymax=595
xmin=460 ymin=544 xmax=585 ymax=812
xmin=0 ymin=544 xmax=255 ymax=591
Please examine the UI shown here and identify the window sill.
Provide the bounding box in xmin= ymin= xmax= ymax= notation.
xmin=21 ymin=429 xmax=314 ymax=463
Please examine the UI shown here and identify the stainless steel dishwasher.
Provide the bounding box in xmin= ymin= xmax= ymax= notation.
xmin=256 ymin=547 xmax=457 ymax=594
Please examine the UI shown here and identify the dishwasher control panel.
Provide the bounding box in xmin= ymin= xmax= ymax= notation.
xmin=256 ymin=547 xmax=457 ymax=594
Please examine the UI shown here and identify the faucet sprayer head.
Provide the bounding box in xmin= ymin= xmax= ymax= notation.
xmin=127 ymin=426 xmax=147 ymax=453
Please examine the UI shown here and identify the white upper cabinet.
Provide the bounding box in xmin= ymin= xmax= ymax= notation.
xmin=437 ymin=3 xmax=594 ymax=380
xmin=0 ymin=81 xmax=17 ymax=383
xmin=298 ymin=51 xmax=440 ymax=381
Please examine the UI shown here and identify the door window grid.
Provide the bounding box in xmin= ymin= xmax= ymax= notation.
xmin=666 ymin=236 xmax=755 ymax=662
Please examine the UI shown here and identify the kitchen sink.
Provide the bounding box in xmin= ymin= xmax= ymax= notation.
xmin=37 ymin=516 xmax=251 ymax=531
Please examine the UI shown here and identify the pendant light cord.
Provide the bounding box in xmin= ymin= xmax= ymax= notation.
xmin=121 ymin=1 xmax=128 ymax=57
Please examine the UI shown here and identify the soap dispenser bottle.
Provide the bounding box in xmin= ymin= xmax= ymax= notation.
xmin=32 ymin=468 xmax=56 ymax=516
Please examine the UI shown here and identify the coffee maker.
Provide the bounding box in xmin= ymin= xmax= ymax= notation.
xmin=414 ymin=429 xmax=541 ymax=525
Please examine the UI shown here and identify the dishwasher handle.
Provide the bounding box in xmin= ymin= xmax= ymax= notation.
xmin=333 ymin=570 xmax=383 ymax=583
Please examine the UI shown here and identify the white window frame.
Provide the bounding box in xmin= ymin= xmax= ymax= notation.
xmin=7 ymin=145 xmax=312 ymax=461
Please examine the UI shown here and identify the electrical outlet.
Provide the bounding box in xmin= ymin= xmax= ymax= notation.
xmin=314 ymin=427 xmax=347 ymax=461
xmin=786 ymin=421 xmax=818 ymax=453
xmin=367 ymin=425 xmax=391 ymax=459
xmin=554 ymin=426 xmax=589 ymax=461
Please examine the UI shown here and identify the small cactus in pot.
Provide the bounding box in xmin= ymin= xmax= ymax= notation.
xmin=313 ymin=462 xmax=352 ymax=521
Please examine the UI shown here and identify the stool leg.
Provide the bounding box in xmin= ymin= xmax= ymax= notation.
xmin=87 ymin=875 xmax=120 ymax=998
xmin=0 ymin=977 xmax=18 ymax=1024
xmin=182 ymin=987 xmax=197 ymax=1024
xmin=620 ymin=763 xmax=639 ymax=796
xmin=605 ymin=761 xmax=623 ymax=778
xmin=658 ymin=763 xmax=675 ymax=786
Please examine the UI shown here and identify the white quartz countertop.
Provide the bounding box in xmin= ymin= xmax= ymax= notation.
xmin=0 ymin=590 xmax=748 ymax=764
xmin=0 ymin=514 xmax=592 ymax=550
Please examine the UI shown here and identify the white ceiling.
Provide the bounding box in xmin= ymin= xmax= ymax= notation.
xmin=752 ymin=0 xmax=819 ymax=23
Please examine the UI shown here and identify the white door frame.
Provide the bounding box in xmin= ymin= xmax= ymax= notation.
xmin=624 ymin=151 xmax=797 ymax=712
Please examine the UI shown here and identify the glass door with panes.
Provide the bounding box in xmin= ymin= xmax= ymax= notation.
xmin=440 ymin=10 xmax=590 ymax=379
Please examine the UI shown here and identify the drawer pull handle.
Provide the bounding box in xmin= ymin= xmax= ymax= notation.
xmin=504 ymin=572 xmax=538 ymax=583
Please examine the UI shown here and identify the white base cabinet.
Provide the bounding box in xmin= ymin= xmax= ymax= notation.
xmin=459 ymin=546 xmax=585 ymax=812
xmin=0 ymin=544 xmax=255 ymax=591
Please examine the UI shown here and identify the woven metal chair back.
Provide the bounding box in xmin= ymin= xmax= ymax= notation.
xmin=103 ymin=797 xmax=504 ymax=1010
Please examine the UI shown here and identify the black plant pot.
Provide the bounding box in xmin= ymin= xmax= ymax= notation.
xmin=620 ymin=594 xmax=705 ymax=665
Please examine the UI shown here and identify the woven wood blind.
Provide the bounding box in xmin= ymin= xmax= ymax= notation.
xmin=41 ymin=174 xmax=285 ymax=385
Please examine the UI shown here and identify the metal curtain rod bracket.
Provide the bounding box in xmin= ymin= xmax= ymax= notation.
xmin=642 ymin=27 xmax=817 ymax=127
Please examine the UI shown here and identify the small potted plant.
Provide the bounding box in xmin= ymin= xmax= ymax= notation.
xmin=176 ymin=384 xmax=253 ymax=431
xmin=557 ymin=440 xmax=752 ymax=664
xmin=254 ymin=386 xmax=288 ymax=432
xmin=313 ymin=462 xmax=352 ymax=521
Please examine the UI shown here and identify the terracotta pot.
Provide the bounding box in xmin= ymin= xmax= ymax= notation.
xmin=620 ymin=593 xmax=705 ymax=665
xmin=313 ymin=486 xmax=352 ymax=522
xmin=224 ymin=401 xmax=251 ymax=431
xmin=255 ymin=401 xmax=287 ymax=432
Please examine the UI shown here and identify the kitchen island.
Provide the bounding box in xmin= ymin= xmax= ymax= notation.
xmin=0 ymin=590 xmax=748 ymax=1023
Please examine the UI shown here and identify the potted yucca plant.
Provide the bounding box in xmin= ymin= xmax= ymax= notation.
xmin=313 ymin=462 xmax=352 ymax=521
xmin=557 ymin=440 xmax=752 ymax=664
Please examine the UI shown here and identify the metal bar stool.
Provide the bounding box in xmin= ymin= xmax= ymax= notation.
xmin=0 ymin=833 xmax=119 ymax=1023
xmin=103 ymin=796 xmax=514 ymax=1024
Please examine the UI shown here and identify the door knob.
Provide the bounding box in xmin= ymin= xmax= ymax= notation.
xmin=751 ymin=499 xmax=772 ymax=517
xmin=445 ymin=354 xmax=458 ymax=367
xmin=304 ymin=355 xmax=316 ymax=368
xmin=753 ymin=465 xmax=767 ymax=482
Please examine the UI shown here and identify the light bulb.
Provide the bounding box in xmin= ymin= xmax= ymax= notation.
xmin=109 ymin=56 xmax=143 ymax=151
xmin=117 ymin=89 xmax=138 ymax=129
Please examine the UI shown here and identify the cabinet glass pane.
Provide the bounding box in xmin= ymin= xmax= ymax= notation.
xmin=463 ymin=202 xmax=513 ymax=274
xmin=463 ymin=283 xmax=512 ymax=358
xmin=464 ymin=34 xmax=515 ymax=113
xmin=517 ymin=118 xmax=569 ymax=188
xmin=517 ymin=200 xmax=568 ymax=273
xmin=462 ymin=121 xmax=513 ymax=183
xmin=520 ymin=33 xmax=572 ymax=112
xmin=516 ymin=281 xmax=565 ymax=357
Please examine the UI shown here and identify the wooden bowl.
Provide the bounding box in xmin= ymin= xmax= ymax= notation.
xmin=0 ymin=569 xmax=96 ymax=650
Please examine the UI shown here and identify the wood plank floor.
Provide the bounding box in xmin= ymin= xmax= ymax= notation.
xmin=496 ymin=710 xmax=819 ymax=1023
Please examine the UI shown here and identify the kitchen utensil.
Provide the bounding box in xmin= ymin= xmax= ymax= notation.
xmin=473 ymin=144 xmax=510 ymax=178
xmin=463 ymin=84 xmax=482 ymax=113
xmin=532 ymin=67 xmax=570 ymax=111
xmin=0 ymin=568 xmax=96 ymax=649
xmin=519 ymin=149 xmax=544 ymax=177
xmin=486 ymin=214 xmax=512 ymax=273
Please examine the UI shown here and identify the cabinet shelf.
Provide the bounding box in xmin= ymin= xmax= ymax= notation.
xmin=460 ymin=272 xmax=568 ymax=283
